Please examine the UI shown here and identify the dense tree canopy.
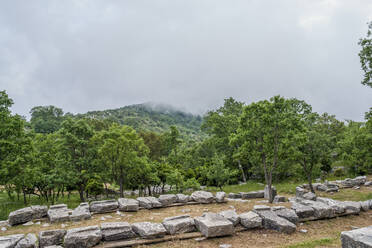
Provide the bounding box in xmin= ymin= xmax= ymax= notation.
xmin=0 ymin=89 xmax=371 ymax=206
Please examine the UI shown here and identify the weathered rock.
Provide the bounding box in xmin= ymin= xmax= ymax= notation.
xmin=227 ymin=193 xmax=241 ymax=199
xmin=194 ymin=213 xmax=234 ymax=238
xmin=240 ymin=191 xmax=264 ymax=199
xmin=317 ymin=184 xmax=328 ymax=192
xmin=64 ymin=226 xmax=102 ymax=248
xmin=215 ymin=192 xmax=226 ymax=203
xmin=137 ymin=197 xmax=152 ymax=209
xmin=90 ymin=200 xmax=118 ymax=213
xmin=47 ymin=205 xmax=70 ymax=223
xmin=176 ymin=194 xmax=190 ymax=203
xmin=291 ymin=203 xmax=315 ymax=219
xmin=162 ymin=215 xmax=196 ymax=234
xmin=272 ymin=208 xmax=299 ymax=224
xmin=342 ymin=176 xmax=367 ymax=188
xmin=70 ymin=204 xmax=91 ymax=222
xmin=264 ymin=185 xmax=277 ymax=200
xmin=49 ymin=204 xmax=67 ymax=210
xmin=316 ymin=197 xmax=345 ymax=215
xmin=364 ymin=181 xmax=372 ymax=186
xmin=239 ymin=211 xmax=262 ymax=229
xmin=0 ymin=234 xmax=24 ymax=248
xmin=191 ymin=191 xmax=214 ymax=204
xmin=118 ymin=198 xmax=139 ymax=212
xmin=131 ymin=222 xmax=167 ymax=239
xmin=298 ymin=199 xmax=335 ymax=219
xmin=341 ymin=225 xmax=372 ymax=247
xmin=296 ymin=187 xmax=307 ymax=198
xmin=253 ymin=205 xmax=271 ymax=211
xmin=137 ymin=197 xmax=162 ymax=209
xmin=43 ymin=246 xmax=63 ymax=248
xmin=218 ymin=210 xmax=240 ymax=226
xmin=39 ymin=229 xmax=66 ymax=248
xmin=8 ymin=207 xmax=34 ymax=226
xmin=101 ymin=222 xmax=136 ymax=241
xmin=158 ymin=194 xmax=177 ymax=206
xmin=30 ymin=205 xmax=48 ymax=219
xmin=360 ymin=200 xmax=370 ymax=212
xmin=341 ymin=201 xmax=361 ymax=215
xmin=273 ymin=195 xmax=286 ymax=203
xmin=255 ymin=210 xmax=296 ymax=234
xmin=303 ymin=192 xmax=317 ymax=201
xmin=15 ymin=233 xmax=37 ymax=248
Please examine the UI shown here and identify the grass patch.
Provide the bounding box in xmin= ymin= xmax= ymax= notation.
xmin=207 ymin=180 xmax=303 ymax=195
xmin=0 ymin=191 xmax=81 ymax=220
xmin=285 ymin=237 xmax=337 ymax=248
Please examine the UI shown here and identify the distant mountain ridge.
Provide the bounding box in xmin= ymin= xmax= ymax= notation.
xmin=78 ymin=102 xmax=205 ymax=140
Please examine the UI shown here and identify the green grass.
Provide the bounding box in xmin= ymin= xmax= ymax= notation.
xmin=0 ymin=191 xmax=81 ymax=221
xmin=284 ymin=237 xmax=337 ymax=248
xmin=207 ymin=180 xmax=303 ymax=195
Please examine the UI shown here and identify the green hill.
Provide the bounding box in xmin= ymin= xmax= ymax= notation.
xmin=78 ymin=103 xmax=205 ymax=140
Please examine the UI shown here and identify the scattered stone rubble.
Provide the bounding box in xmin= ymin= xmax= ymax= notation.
xmin=3 ymin=194 xmax=372 ymax=248
xmin=298 ymin=176 xmax=370 ymax=194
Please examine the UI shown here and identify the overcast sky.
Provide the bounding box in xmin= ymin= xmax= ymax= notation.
xmin=0 ymin=0 xmax=371 ymax=121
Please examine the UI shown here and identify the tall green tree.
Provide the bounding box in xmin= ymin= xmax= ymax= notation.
xmin=237 ymin=96 xmax=311 ymax=202
xmin=0 ymin=91 xmax=25 ymax=198
xmin=58 ymin=118 xmax=95 ymax=201
xmin=203 ymin=97 xmax=246 ymax=182
xmin=293 ymin=113 xmax=330 ymax=193
xmin=96 ymin=124 xmax=149 ymax=197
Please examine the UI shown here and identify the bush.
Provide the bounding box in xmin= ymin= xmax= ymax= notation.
xmin=184 ymin=178 xmax=200 ymax=191
xmin=333 ymin=167 xmax=345 ymax=177
xmin=85 ymin=178 xmax=104 ymax=199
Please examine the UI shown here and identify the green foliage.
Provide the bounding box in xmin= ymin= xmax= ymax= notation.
xmin=30 ymin=105 xmax=64 ymax=133
xmin=85 ymin=176 xmax=104 ymax=199
xmin=184 ymin=178 xmax=200 ymax=191
xmin=236 ymin=96 xmax=311 ymax=202
xmin=207 ymin=154 xmax=238 ymax=190
xmin=359 ymin=22 xmax=372 ymax=88
xmin=166 ymin=169 xmax=184 ymax=192
xmin=95 ymin=124 xmax=150 ymax=197
xmin=78 ymin=103 xmax=204 ymax=141
xmin=58 ymin=118 xmax=95 ymax=201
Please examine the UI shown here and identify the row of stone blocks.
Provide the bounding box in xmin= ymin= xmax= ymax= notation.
xmin=299 ymin=175 xmax=371 ymax=193
xmin=0 ymin=205 xmax=298 ymax=248
xmin=7 ymin=191 xmax=227 ymax=226
xmin=227 ymin=186 xmax=286 ymax=203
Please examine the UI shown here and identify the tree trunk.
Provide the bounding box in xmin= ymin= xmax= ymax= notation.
xmin=308 ymin=173 xmax=315 ymax=193
xmin=119 ymin=177 xmax=124 ymax=198
xmin=22 ymin=190 xmax=27 ymax=205
xmin=104 ymin=183 xmax=109 ymax=198
xmin=79 ymin=185 xmax=85 ymax=202
xmin=147 ymin=186 xmax=152 ymax=196
xmin=237 ymin=159 xmax=247 ymax=183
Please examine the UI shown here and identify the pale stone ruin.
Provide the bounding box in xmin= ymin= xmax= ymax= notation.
xmin=2 ymin=193 xmax=371 ymax=248
xmin=2 ymin=179 xmax=372 ymax=248
xmin=5 ymin=191 xmax=226 ymax=227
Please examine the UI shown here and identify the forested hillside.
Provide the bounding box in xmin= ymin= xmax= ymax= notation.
xmin=77 ymin=103 xmax=204 ymax=141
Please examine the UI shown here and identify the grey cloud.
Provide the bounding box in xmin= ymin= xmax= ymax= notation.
xmin=0 ymin=0 xmax=371 ymax=120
